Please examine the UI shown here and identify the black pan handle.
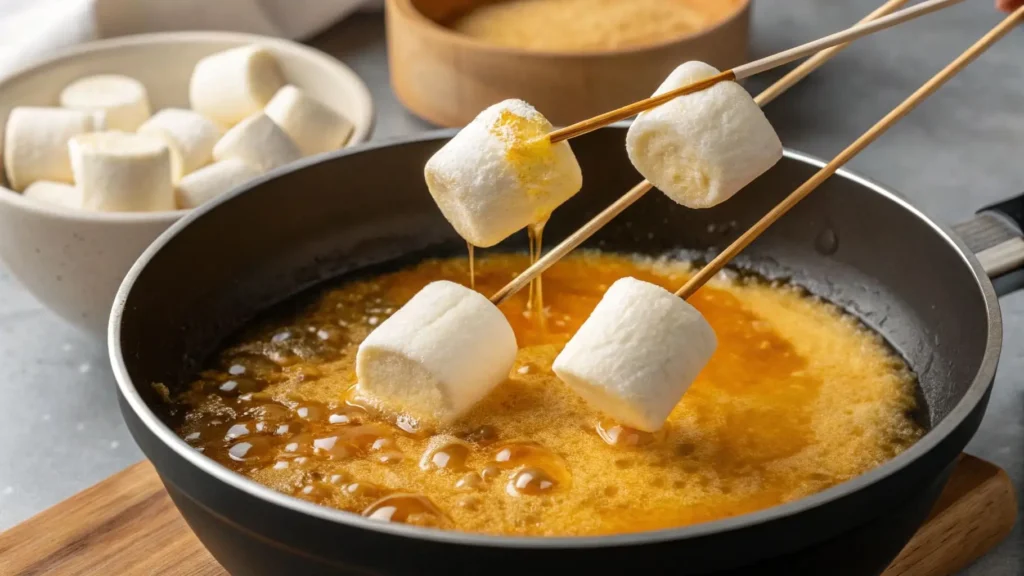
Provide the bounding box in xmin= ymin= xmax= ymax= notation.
xmin=953 ymin=193 xmax=1024 ymax=296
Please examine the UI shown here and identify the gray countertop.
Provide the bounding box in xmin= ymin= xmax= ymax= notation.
xmin=0 ymin=1 xmax=1021 ymax=574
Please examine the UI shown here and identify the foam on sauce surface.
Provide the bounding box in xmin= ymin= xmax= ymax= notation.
xmin=449 ymin=0 xmax=745 ymax=52
xmin=168 ymin=252 xmax=922 ymax=536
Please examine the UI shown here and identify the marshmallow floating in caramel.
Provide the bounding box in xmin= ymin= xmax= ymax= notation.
xmin=356 ymin=280 xmax=517 ymax=426
xmin=553 ymin=277 xmax=717 ymax=432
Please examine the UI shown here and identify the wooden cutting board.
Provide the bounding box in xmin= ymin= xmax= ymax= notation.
xmin=0 ymin=455 xmax=1016 ymax=576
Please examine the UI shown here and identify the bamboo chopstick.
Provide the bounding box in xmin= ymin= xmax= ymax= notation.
xmin=674 ymin=5 xmax=1024 ymax=299
xmin=488 ymin=0 xmax=910 ymax=305
xmin=545 ymin=0 xmax=961 ymax=144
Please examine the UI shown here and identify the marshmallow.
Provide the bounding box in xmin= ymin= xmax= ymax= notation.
xmin=175 ymin=159 xmax=261 ymax=209
xmin=264 ymin=85 xmax=353 ymax=156
xmin=59 ymin=74 xmax=151 ymax=132
xmin=212 ymin=113 xmax=301 ymax=173
xmin=552 ymin=277 xmax=717 ymax=432
xmin=138 ymin=109 xmax=222 ymax=182
xmin=3 ymin=107 xmax=102 ymax=190
xmin=626 ymin=61 xmax=782 ymax=209
xmin=69 ymin=131 xmax=175 ymax=212
xmin=23 ymin=181 xmax=83 ymax=210
xmin=190 ymin=45 xmax=284 ymax=127
xmin=424 ymin=99 xmax=582 ymax=248
xmin=356 ymin=280 xmax=517 ymax=425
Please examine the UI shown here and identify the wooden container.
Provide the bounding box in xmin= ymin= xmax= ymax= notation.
xmin=386 ymin=0 xmax=750 ymax=127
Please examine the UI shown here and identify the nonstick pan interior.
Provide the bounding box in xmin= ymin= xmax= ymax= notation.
xmin=112 ymin=127 xmax=999 ymax=574
xmin=118 ymin=127 xmax=992 ymax=429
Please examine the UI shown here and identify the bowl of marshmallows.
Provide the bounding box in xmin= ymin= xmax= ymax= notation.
xmin=0 ymin=32 xmax=373 ymax=340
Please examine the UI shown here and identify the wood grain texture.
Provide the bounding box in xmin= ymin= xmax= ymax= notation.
xmin=385 ymin=0 xmax=749 ymax=128
xmin=881 ymin=455 xmax=1018 ymax=576
xmin=0 ymin=462 xmax=220 ymax=576
xmin=0 ymin=455 xmax=1015 ymax=576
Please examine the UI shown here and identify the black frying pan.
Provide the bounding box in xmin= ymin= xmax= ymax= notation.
xmin=110 ymin=127 xmax=1023 ymax=576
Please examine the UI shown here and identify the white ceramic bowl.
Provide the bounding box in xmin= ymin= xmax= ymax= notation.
xmin=0 ymin=31 xmax=374 ymax=340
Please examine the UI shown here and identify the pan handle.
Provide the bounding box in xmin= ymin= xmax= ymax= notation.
xmin=952 ymin=194 xmax=1024 ymax=295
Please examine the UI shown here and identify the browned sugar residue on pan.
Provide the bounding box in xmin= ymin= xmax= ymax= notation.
xmin=169 ymin=252 xmax=923 ymax=536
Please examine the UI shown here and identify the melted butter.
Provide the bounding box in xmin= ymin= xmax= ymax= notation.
xmin=170 ymin=252 xmax=922 ymax=536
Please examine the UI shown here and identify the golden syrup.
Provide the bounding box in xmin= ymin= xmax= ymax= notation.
xmin=526 ymin=219 xmax=548 ymax=331
xmin=171 ymin=252 xmax=923 ymax=536
xmin=467 ymin=241 xmax=476 ymax=290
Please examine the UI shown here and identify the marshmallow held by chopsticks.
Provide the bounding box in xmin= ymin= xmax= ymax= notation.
xmin=553 ymin=277 xmax=716 ymax=432
xmin=549 ymin=3 xmax=1024 ymax=432
xmin=356 ymin=280 xmax=517 ymax=426
xmin=425 ymin=99 xmax=582 ymax=248
xmin=546 ymin=0 xmax=963 ymax=145
xmin=627 ymin=61 xmax=782 ymax=208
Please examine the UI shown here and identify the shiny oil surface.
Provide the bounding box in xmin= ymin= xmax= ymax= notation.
xmin=168 ymin=252 xmax=922 ymax=536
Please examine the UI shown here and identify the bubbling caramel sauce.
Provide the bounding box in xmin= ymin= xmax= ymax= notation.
xmin=169 ymin=252 xmax=922 ymax=536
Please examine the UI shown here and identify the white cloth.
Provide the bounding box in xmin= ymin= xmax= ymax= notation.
xmin=0 ymin=0 xmax=383 ymax=77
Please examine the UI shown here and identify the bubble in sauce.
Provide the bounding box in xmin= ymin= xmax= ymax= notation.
xmin=595 ymin=419 xmax=667 ymax=447
xmin=507 ymin=467 xmax=558 ymax=496
xmin=419 ymin=436 xmax=471 ymax=472
xmin=362 ymin=494 xmax=448 ymax=527
xmin=227 ymin=436 xmax=274 ymax=465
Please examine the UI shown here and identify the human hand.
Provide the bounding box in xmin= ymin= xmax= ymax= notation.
xmin=996 ymin=0 xmax=1024 ymax=11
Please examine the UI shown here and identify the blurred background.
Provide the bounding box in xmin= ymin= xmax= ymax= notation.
xmin=0 ymin=1 xmax=1019 ymax=574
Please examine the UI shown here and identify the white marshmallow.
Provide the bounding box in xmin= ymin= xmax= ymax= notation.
xmin=190 ymin=45 xmax=284 ymax=127
xmin=138 ymin=108 xmax=222 ymax=182
xmin=175 ymin=159 xmax=261 ymax=209
xmin=552 ymin=277 xmax=717 ymax=432
xmin=264 ymin=85 xmax=353 ymax=156
xmin=424 ymin=99 xmax=582 ymax=248
xmin=3 ymin=107 xmax=102 ymax=190
xmin=356 ymin=280 xmax=517 ymax=425
xmin=23 ymin=181 xmax=83 ymax=210
xmin=626 ymin=61 xmax=783 ymax=209
xmin=69 ymin=131 xmax=175 ymax=212
xmin=59 ymin=74 xmax=151 ymax=132
xmin=212 ymin=113 xmax=301 ymax=174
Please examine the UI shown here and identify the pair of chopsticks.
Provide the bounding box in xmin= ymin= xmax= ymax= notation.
xmin=489 ymin=1 xmax=1022 ymax=305
xmin=488 ymin=0 xmax=912 ymax=304
xmin=545 ymin=0 xmax=961 ymax=144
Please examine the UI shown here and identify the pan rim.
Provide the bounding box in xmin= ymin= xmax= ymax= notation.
xmin=108 ymin=128 xmax=1002 ymax=549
